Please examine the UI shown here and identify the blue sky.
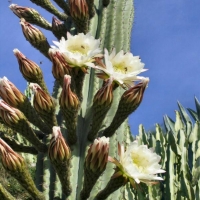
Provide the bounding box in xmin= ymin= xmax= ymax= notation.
xmin=1 ymin=1 xmax=200 ymax=134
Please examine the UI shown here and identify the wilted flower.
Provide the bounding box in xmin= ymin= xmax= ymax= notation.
xmin=95 ymin=48 xmax=147 ymax=88
xmin=50 ymin=32 xmax=102 ymax=69
xmin=0 ymin=77 xmax=25 ymax=107
xmin=13 ymin=49 xmax=43 ymax=82
xmin=48 ymin=126 xmax=71 ymax=161
xmin=69 ymin=0 xmax=89 ymax=18
xmin=109 ymin=141 xmax=165 ymax=186
xmin=85 ymin=136 xmax=109 ymax=172
xmin=0 ymin=138 xmax=24 ymax=171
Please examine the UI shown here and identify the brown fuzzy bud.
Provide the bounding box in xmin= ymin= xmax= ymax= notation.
xmin=69 ymin=0 xmax=89 ymax=18
xmin=49 ymin=49 xmax=71 ymax=81
xmin=48 ymin=126 xmax=71 ymax=162
xmin=0 ymin=138 xmax=24 ymax=171
xmin=59 ymin=75 xmax=79 ymax=110
xmin=0 ymin=100 xmax=24 ymax=126
xmin=93 ymin=79 xmax=113 ymax=106
xmin=0 ymin=77 xmax=25 ymax=107
xmin=13 ymin=49 xmax=43 ymax=82
xmin=85 ymin=136 xmax=109 ymax=172
xmin=20 ymin=18 xmax=46 ymax=42
xmin=29 ymin=83 xmax=54 ymax=114
xmin=10 ymin=4 xmax=35 ymax=18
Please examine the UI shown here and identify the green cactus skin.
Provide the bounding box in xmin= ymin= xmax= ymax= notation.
xmin=3 ymin=0 xmax=200 ymax=199
xmin=0 ymin=183 xmax=15 ymax=200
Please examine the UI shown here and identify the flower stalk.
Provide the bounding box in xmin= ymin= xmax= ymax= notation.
xmin=48 ymin=126 xmax=71 ymax=197
xmin=80 ymin=137 xmax=109 ymax=200
xmin=103 ymin=78 xmax=149 ymax=137
xmin=0 ymin=100 xmax=47 ymax=153
xmin=20 ymin=18 xmax=50 ymax=59
xmin=88 ymin=79 xmax=114 ymax=141
xmin=9 ymin=4 xmax=52 ymax=30
xmin=0 ymin=139 xmax=45 ymax=200
xmin=59 ymin=75 xmax=80 ymax=145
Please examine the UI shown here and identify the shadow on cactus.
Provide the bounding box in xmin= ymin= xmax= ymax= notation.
xmin=1 ymin=0 xmax=198 ymax=200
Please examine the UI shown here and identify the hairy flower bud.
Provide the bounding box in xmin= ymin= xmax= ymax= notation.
xmin=59 ymin=75 xmax=79 ymax=109
xmin=93 ymin=78 xmax=113 ymax=106
xmin=9 ymin=4 xmax=51 ymax=30
xmin=29 ymin=83 xmax=54 ymax=113
xmin=13 ymin=49 xmax=43 ymax=82
xmin=20 ymin=18 xmax=46 ymax=42
xmin=0 ymin=100 xmax=24 ymax=126
xmin=0 ymin=138 xmax=24 ymax=171
xmin=85 ymin=136 xmax=109 ymax=172
xmin=49 ymin=49 xmax=71 ymax=81
xmin=69 ymin=0 xmax=89 ymax=18
xmin=0 ymin=77 xmax=25 ymax=107
xmin=48 ymin=126 xmax=71 ymax=162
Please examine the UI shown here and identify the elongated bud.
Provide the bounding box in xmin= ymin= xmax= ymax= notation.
xmin=49 ymin=49 xmax=71 ymax=84
xmin=30 ymin=83 xmax=57 ymax=127
xmin=0 ymin=100 xmax=24 ymax=126
xmin=93 ymin=79 xmax=113 ymax=106
xmin=9 ymin=4 xmax=51 ymax=30
xmin=30 ymin=83 xmax=54 ymax=114
xmin=48 ymin=126 xmax=71 ymax=162
xmin=88 ymin=79 xmax=114 ymax=141
xmin=20 ymin=18 xmax=50 ymax=58
xmin=48 ymin=126 xmax=72 ymax=197
xmin=0 ymin=138 xmax=24 ymax=171
xmin=13 ymin=49 xmax=41 ymax=80
xmin=103 ymin=78 xmax=149 ymax=137
xmin=69 ymin=0 xmax=89 ymax=18
xmin=81 ymin=137 xmax=109 ymax=200
xmin=0 ymin=77 xmax=25 ymax=107
xmin=85 ymin=137 xmax=109 ymax=172
xmin=59 ymin=75 xmax=79 ymax=145
xmin=59 ymin=75 xmax=79 ymax=110
xmin=0 ymin=139 xmax=45 ymax=199
xmin=52 ymin=16 xmax=67 ymax=40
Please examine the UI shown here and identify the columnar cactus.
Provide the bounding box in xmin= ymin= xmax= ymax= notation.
xmin=1 ymin=0 xmax=199 ymax=200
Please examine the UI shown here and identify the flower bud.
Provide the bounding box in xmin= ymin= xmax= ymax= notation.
xmin=93 ymin=78 xmax=113 ymax=106
xmin=29 ymin=83 xmax=54 ymax=114
xmin=49 ymin=49 xmax=71 ymax=81
xmin=59 ymin=75 xmax=79 ymax=110
xmin=85 ymin=136 xmax=109 ymax=172
xmin=48 ymin=126 xmax=71 ymax=162
xmin=0 ymin=138 xmax=24 ymax=171
xmin=69 ymin=0 xmax=89 ymax=18
xmin=0 ymin=100 xmax=24 ymax=126
xmin=0 ymin=77 xmax=25 ymax=107
xmin=13 ymin=49 xmax=43 ymax=82
xmin=20 ymin=18 xmax=46 ymax=42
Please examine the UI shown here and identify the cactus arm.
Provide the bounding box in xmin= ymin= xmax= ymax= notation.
xmin=0 ymin=183 xmax=15 ymax=200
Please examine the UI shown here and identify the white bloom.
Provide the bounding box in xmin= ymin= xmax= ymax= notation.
xmin=95 ymin=48 xmax=147 ymax=88
xmin=109 ymin=141 xmax=165 ymax=186
xmin=50 ymin=32 xmax=102 ymax=68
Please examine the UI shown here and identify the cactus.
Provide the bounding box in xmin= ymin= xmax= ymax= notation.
xmin=1 ymin=0 xmax=199 ymax=200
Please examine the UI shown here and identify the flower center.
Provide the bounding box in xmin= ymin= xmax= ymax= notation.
xmin=68 ymin=44 xmax=89 ymax=55
xmin=131 ymin=152 xmax=149 ymax=172
xmin=113 ymin=62 xmax=128 ymax=74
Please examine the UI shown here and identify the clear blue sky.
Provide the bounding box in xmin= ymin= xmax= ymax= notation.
xmin=1 ymin=1 xmax=200 ymax=134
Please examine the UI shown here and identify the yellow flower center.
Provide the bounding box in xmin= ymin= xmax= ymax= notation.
xmin=68 ymin=44 xmax=89 ymax=55
xmin=113 ymin=62 xmax=128 ymax=74
xmin=131 ymin=152 xmax=149 ymax=172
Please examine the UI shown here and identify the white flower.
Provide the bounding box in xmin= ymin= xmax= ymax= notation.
xmin=50 ymin=32 xmax=102 ymax=68
xmin=109 ymin=141 xmax=165 ymax=186
xmin=95 ymin=48 xmax=147 ymax=88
